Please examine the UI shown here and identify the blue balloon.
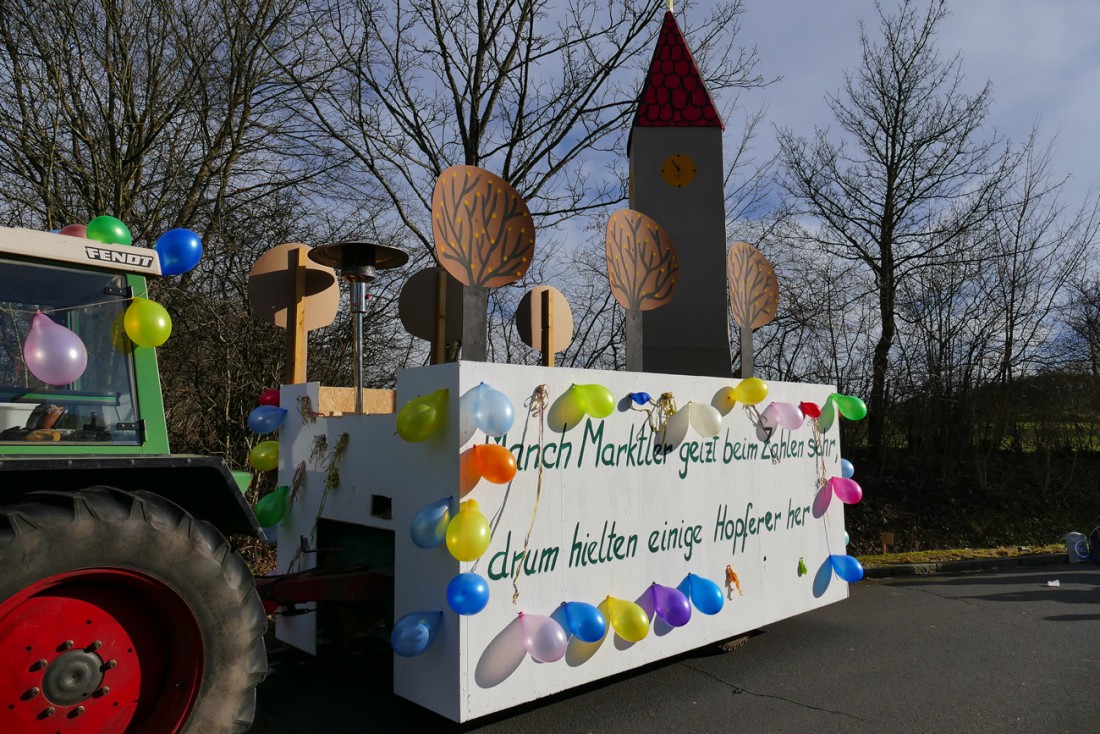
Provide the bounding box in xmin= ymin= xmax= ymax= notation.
xmin=247 ymin=405 xmax=287 ymax=435
xmin=830 ymin=554 xmax=864 ymax=583
xmin=629 ymin=392 xmax=652 ymax=406
xmin=446 ymin=572 xmax=489 ymax=615
xmin=844 ymin=530 xmax=850 ymax=546
xmin=409 ymin=497 xmax=453 ymax=549
xmin=391 ymin=611 xmax=443 ymax=657
xmin=677 ymin=573 xmax=724 ymax=615
xmin=154 ymin=227 xmax=203 ymax=276
xmin=473 ymin=384 xmax=514 ymax=436
xmin=840 ymin=458 xmax=855 ymax=479
xmin=561 ymin=601 xmax=607 ymax=643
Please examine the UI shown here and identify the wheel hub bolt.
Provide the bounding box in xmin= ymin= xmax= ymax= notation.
xmin=101 ymin=659 xmax=117 ymax=671
xmin=69 ymin=706 xmax=85 ymax=718
xmin=59 ymin=641 xmax=73 ymax=651
xmin=86 ymin=641 xmax=102 ymax=652
xmin=32 ymin=659 xmax=48 ymax=671
xmin=95 ymin=686 xmax=110 ymax=697
xmin=42 ymin=707 xmax=56 ymax=718
xmin=22 ymin=687 xmax=40 ymax=700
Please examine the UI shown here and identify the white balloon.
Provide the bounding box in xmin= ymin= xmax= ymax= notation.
xmin=688 ymin=402 xmax=723 ymax=437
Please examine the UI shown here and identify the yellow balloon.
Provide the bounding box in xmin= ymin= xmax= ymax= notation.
xmin=396 ymin=388 xmax=448 ymax=442
xmin=732 ymin=377 xmax=768 ymax=406
xmin=577 ymin=384 xmax=615 ymax=419
xmin=547 ymin=387 xmax=586 ymax=431
xmin=124 ymin=297 xmax=172 ymax=348
xmin=602 ymin=596 xmax=649 ymax=643
xmin=446 ymin=499 xmax=491 ymax=561
xmin=249 ymin=440 xmax=279 ymax=471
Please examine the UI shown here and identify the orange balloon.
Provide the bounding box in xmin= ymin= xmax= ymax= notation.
xmin=472 ymin=444 xmax=517 ymax=484
xmin=459 ymin=447 xmax=482 ymax=496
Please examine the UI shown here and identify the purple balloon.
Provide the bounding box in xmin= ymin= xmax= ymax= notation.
xmin=651 ymin=583 xmax=692 ymax=627
xmin=518 ymin=613 xmax=567 ymax=663
xmin=829 ymin=477 xmax=863 ymax=504
xmin=23 ymin=312 xmax=88 ymax=385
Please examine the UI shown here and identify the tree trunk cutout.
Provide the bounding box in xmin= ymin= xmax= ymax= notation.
xmin=432 ymin=165 xmax=535 ymax=289
xmin=605 ymin=209 xmax=679 ymax=312
xmin=727 ymin=241 xmax=778 ymax=377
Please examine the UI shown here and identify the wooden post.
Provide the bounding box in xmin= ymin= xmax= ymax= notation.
xmin=881 ymin=531 xmax=894 ymax=556
xmin=461 ymin=285 xmax=488 ymax=361
xmin=286 ymin=247 xmax=308 ymax=383
xmin=740 ymin=325 xmax=754 ymax=378
xmin=625 ymin=310 xmax=642 ymax=371
xmin=540 ymin=288 xmax=554 ymax=367
xmin=432 ymin=268 xmax=447 ymax=364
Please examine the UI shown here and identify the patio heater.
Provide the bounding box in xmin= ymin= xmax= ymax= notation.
xmin=308 ymin=240 xmax=408 ymax=413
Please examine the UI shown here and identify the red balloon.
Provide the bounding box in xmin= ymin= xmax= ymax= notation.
xmin=59 ymin=224 xmax=87 ymax=238
xmin=259 ymin=389 xmax=280 ymax=407
xmin=799 ymin=401 xmax=822 ymax=419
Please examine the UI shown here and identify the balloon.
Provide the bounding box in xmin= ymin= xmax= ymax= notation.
xmin=819 ymin=396 xmax=837 ymax=432
xmin=687 ymin=402 xmax=723 ymax=437
xmin=830 ymin=554 xmax=864 ymax=583
xmin=650 ymin=583 xmax=692 ymax=627
xmin=410 ymin=497 xmax=453 ymax=549
xmin=828 ymin=476 xmax=863 ymax=504
xmin=59 ymin=223 xmax=86 ymax=237
xmin=711 ymin=386 xmax=737 ymax=416
xmin=601 ymin=597 xmax=649 ymax=643
xmin=831 ymin=394 xmax=868 ymax=421
xmin=798 ymin=557 xmax=808 ymax=577
xmin=765 ymin=401 xmax=805 ymax=430
xmin=471 ymin=443 xmax=517 ymax=484
xmin=447 ymin=572 xmax=490 ymax=615
xmin=396 ymin=388 xmax=448 ymax=442
xmin=259 ymin=389 xmax=280 ymax=407
xmin=391 ymin=611 xmax=443 ymax=657
xmin=473 ymin=384 xmax=514 ymax=436
xmin=732 ymin=377 xmax=768 ymax=405
xmin=85 ymin=215 xmax=132 ymax=245
xmin=249 ymin=440 xmax=279 ymax=471
xmin=661 ymin=405 xmax=691 ymax=447
xmin=844 ymin=531 xmax=850 ymax=546
xmin=799 ymin=401 xmax=822 ymax=419
xmin=445 ymin=499 xmax=491 ymax=561
xmin=154 ymin=228 xmax=203 ymax=275
xmin=518 ymin=613 xmax=568 ymax=663
xmin=253 ymin=485 xmax=288 ymax=527
xmin=123 ymin=298 xmax=172 ymax=347
xmin=247 ymin=405 xmax=287 ymax=435
xmin=560 ymin=602 xmax=607 ymax=643
xmin=576 ymin=384 xmax=615 ymax=419
xmin=23 ymin=311 xmax=88 ymax=385
xmin=629 ymin=392 xmax=652 ymax=406
xmin=677 ymin=573 xmax=724 ymax=615
xmin=840 ymin=458 xmax=855 ymax=478
xmin=547 ymin=387 xmax=586 ymax=431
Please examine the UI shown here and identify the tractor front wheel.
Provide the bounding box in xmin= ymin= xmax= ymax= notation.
xmin=0 ymin=487 xmax=267 ymax=733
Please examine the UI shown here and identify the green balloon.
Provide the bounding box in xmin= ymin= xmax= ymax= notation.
xmin=397 ymin=388 xmax=448 ymax=442
xmin=833 ymin=394 xmax=868 ymax=421
xmin=254 ymin=485 xmax=288 ymax=527
xmin=123 ymin=298 xmax=172 ymax=348
xmin=86 ymin=215 xmax=132 ymax=245
xmin=578 ymin=384 xmax=615 ymax=419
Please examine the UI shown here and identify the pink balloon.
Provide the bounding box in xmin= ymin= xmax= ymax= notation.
xmin=59 ymin=223 xmax=87 ymax=238
xmin=23 ymin=312 xmax=88 ymax=385
xmin=829 ymin=477 xmax=863 ymax=504
xmin=517 ymin=613 xmax=567 ymax=663
xmin=766 ymin=401 xmax=805 ymax=430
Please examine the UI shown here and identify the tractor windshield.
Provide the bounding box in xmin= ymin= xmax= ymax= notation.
xmin=0 ymin=256 xmax=141 ymax=444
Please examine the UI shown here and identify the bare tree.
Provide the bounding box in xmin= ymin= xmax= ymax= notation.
xmin=777 ymin=0 xmax=1013 ymax=453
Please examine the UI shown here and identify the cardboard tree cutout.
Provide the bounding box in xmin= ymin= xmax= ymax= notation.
xmin=726 ymin=241 xmax=778 ymax=377
xmin=605 ymin=208 xmax=679 ymax=369
xmin=516 ymin=285 xmax=573 ymax=366
xmin=432 ymin=165 xmax=535 ymax=360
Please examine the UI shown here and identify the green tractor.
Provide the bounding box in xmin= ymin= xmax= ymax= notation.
xmin=0 ymin=226 xmax=266 ymax=732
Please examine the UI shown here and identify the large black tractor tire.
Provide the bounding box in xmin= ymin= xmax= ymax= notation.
xmin=0 ymin=487 xmax=267 ymax=733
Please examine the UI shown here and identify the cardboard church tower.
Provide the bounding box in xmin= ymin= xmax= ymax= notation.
xmin=629 ymin=8 xmax=730 ymax=377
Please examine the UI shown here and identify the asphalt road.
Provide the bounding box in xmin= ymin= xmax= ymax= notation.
xmin=253 ymin=563 xmax=1100 ymax=733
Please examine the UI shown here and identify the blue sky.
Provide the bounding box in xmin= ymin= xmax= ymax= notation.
xmin=725 ymin=0 xmax=1100 ymax=207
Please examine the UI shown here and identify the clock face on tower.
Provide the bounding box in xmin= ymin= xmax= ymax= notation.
xmin=661 ymin=154 xmax=696 ymax=187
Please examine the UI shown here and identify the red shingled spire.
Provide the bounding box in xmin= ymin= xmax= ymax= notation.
xmin=633 ymin=11 xmax=723 ymax=129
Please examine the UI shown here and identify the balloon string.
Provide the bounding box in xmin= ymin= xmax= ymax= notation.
xmin=647 ymin=392 xmax=677 ymax=434
xmin=5 ymin=290 xmax=150 ymax=317
xmin=512 ymin=384 xmax=549 ymax=605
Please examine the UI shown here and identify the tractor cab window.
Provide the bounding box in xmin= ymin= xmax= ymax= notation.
xmin=0 ymin=257 xmax=141 ymax=444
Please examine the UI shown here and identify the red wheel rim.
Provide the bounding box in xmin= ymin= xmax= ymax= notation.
xmin=0 ymin=569 xmax=203 ymax=733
